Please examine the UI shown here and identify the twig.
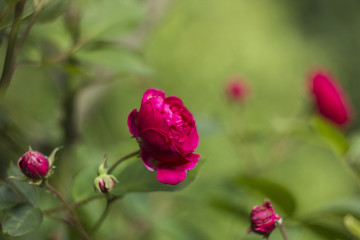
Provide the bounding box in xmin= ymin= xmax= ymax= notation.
xmin=0 ymin=5 xmax=13 ymax=26
xmin=43 ymin=194 xmax=106 ymax=215
xmin=13 ymin=1 xmax=43 ymax=60
xmin=91 ymin=196 xmax=120 ymax=234
xmin=277 ymin=219 xmax=288 ymax=240
xmin=108 ymin=149 xmax=140 ymax=173
xmin=46 ymin=182 xmax=90 ymax=240
xmin=0 ymin=0 xmax=26 ymax=99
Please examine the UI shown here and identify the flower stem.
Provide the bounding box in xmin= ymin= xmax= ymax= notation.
xmin=0 ymin=0 xmax=26 ymax=99
xmin=43 ymin=194 xmax=106 ymax=215
xmin=278 ymin=222 xmax=288 ymax=240
xmin=91 ymin=195 xmax=120 ymax=234
xmin=108 ymin=150 xmax=140 ymax=174
xmin=46 ymin=182 xmax=90 ymax=240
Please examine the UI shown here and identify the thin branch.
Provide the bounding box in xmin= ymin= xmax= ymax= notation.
xmin=43 ymin=194 xmax=106 ymax=215
xmin=0 ymin=0 xmax=26 ymax=99
xmin=46 ymin=182 xmax=90 ymax=240
xmin=90 ymin=196 xmax=120 ymax=234
xmin=0 ymin=5 xmax=13 ymax=26
xmin=44 ymin=212 xmax=77 ymax=229
xmin=108 ymin=149 xmax=140 ymax=174
xmin=279 ymin=223 xmax=288 ymax=240
xmin=13 ymin=2 xmax=43 ymax=60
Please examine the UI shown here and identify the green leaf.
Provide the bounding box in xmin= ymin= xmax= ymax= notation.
xmin=2 ymin=204 xmax=43 ymax=237
xmin=311 ymin=116 xmax=349 ymax=155
xmin=344 ymin=215 xmax=360 ymax=238
xmin=234 ymin=176 xmax=296 ymax=216
xmin=111 ymin=159 xmax=203 ymax=195
xmin=303 ymin=221 xmax=354 ymax=240
xmin=0 ymin=181 xmax=18 ymax=211
xmin=0 ymin=0 xmax=57 ymax=30
xmin=7 ymin=163 xmax=38 ymax=206
xmin=75 ymin=45 xmax=152 ymax=76
xmin=72 ymin=166 xmax=97 ymax=202
xmin=80 ymin=0 xmax=144 ymax=42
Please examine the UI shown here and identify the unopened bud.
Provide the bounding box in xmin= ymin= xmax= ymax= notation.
xmin=18 ymin=150 xmax=49 ymax=180
xmin=248 ymin=200 xmax=281 ymax=237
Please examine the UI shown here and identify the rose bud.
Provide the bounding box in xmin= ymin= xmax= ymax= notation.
xmin=225 ymin=77 xmax=248 ymax=102
xmin=18 ymin=150 xmax=50 ymax=180
xmin=128 ymin=88 xmax=200 ymax=185
xmin=309 ymin=70 xmax=353 ymax=127
xmin=248 ymin=200 xmax=281 ymax=237
xmin=97 ymin=175 xmax=114 ymax=193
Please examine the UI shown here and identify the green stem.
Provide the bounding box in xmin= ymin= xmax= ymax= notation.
xmin=43 ymin=194 xmax=106 ymax=215
xmin=91 ymin=196 xmax=120 ymax=234
xmin=278 ymin=221 xmax=288 ymax=240
xmin=108 ymin=149 xmax=140 ymax=174
xmin=46 ymin=182 xmax=90 ymax=240
xmin=0 ymin=0 xmax=26 ymax=99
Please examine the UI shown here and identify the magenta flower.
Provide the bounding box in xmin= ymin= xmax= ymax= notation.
xmin=128 ymin=89 xmax=200 ymax=185
xmin=248 ymin=200 xmax=281 ymax=237
xmin=309 ymin=70 xmax=352 ymax=126
xmin=225 ymin=77 xmax=248 ymax=102
xmin=18 ymin=150 xmax=50 ymax=180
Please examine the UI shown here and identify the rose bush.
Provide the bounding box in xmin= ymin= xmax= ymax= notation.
xmin=128 ymin=89 xmax=200 ymax=185
xmin=309 ymin=70 xmax=352 ymax=127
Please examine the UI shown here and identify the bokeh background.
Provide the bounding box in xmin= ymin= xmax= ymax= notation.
xmin=1 ymin=0 xmax=360 ymax=239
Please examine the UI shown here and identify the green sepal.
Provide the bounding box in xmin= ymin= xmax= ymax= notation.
xmin=29 ymin=179 xmax=43 ymax=186
xmin=48 ymin=147 xmax=63 ymax=167
xmin=94 ymin=176 xmax=101 ymax=193
xmin=98 ymin=154 xmax=109 ymax=175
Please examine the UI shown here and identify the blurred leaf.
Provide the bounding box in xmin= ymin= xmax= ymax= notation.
xmin=0 ymin=181 xmax=18 ymax=211
xmin=304 ymin=221 xmax=354 ymax=240
xmin=80 ymin=0 xmax=144 ymax=42
xmin=7 ymin=163 xmax=38 ymax=206
xmin=209 ymin=196 xmax=249 ymax=220
xmin=1 ymin=204 xmax=43 ymax=237
xmin=234 ymin=176 xmax=296 ymax=216
xmin=311 ymin=116 xmax=349 ymax=155
xmin=72 ymin=166 xmax=97 ymax=202
xmin=112 ymin=159 xmax=203 ymax=195
xmin=344 ymin=215 xmax=360 ymax=238
xmin=36 ymin=0 xmax=67 ymax=23
xmin=317 ymin=197 xmax=360 ymax=219
xmin=0 ymin=0 xmax=57 ymax=30
xmin=75 ymin=45 xmax=152 ymax=76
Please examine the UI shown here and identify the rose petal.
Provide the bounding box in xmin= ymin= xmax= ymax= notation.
xmin=181 ymin=127 xmax=200 ymax=153
xmin=164 ymin=96 xmax=184 ymax=106
xmin=156 ymin=165 xmax=187 ymax=185
xmin=127 ymin=109 xmax=140 ymax=137
xmin=184 ymin=153 xmax=200 ymax=170
xmin=140 ymin=149 xmax=156 ymax=171
xmin=142 ymin=89 xmax=165 ymax=108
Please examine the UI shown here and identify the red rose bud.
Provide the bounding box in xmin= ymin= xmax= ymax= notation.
xmin=225 ymin=77 xmax=248 ymax=102
xmin=98 ymin=176 xmax=114 ymax=193
xmin=309 ymin=70 xmax=353 ymax=126
xmin=128 ymin=89 xmax=200 ymax=185
xmin=95 ymin=175 xmax=116 ymax=193
xmin=18 ymin=150 xmax=50 ymax=180
xmin=248 ymin=200 xmax=281 ymax=237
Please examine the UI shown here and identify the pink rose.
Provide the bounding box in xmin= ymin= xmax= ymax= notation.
xmin=248 ymin=200 xmax=281 ymax=237
xmin=225 ymin=77 xmax=249 ymax=102
xmin=18 ymin=150 xmax=49 ymax=180
xmin=309 ymin=70 xmax=353 ymax=126
xmin=128 ymin=89 xmax=200 ymax=185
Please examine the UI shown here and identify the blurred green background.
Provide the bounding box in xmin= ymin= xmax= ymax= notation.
xmin=1 ymin=0 xmax=360 ymax=239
